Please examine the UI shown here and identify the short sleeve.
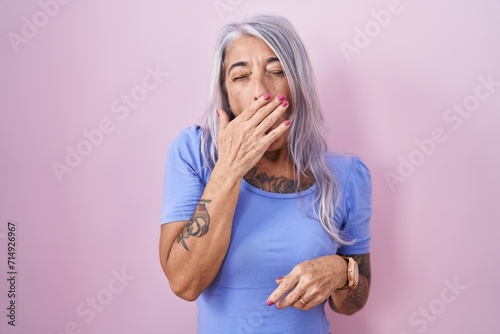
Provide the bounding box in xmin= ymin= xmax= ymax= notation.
xmin=337 ymin=156 xmax=372 ymax=255
xmin=160 ymin=126 xmax=207 ymax=225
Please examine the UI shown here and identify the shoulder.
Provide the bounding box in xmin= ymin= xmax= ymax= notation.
xmin=328 ymin=154 xmax=372 ymax=252
xmin=170 ymin=125 xmax=203 ymax=149
xmin=165 ymin=125 xmax=211 ymax=184
xmin=167 ymin=125 xmax=205 ymax=159
xmin=166 ymin=125 xmax=205 ymax=168
xmin=325 ymin=153 xmax=372 ymax=195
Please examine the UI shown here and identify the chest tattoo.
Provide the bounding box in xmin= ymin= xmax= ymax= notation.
xmin=244 ymin=167 xmax=314 ymax=194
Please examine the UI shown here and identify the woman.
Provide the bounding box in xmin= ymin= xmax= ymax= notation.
xmin=159 ymin=14 xmax=372 ymax=333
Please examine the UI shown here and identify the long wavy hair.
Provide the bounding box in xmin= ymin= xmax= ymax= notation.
xmin=201 ymin=14 xmax=350 ymax=244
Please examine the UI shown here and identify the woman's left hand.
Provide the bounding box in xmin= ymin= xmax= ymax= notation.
xmin=266 ymin=255 xmax=347 ymax=311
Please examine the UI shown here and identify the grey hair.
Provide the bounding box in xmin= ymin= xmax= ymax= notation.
xmin=201 ymin=14 xmax=351 ymax=245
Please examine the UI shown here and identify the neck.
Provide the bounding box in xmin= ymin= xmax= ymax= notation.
xmin=244 ymin=147 xmax=314 ymax=193
xmin=256 ymin=151 xmax=292 ymax=178
xmin=261 ymin=146 xmax=290 ymax=165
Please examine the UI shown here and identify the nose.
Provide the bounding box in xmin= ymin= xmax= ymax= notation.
xmin=252 ymin=74 xmax=269 ymax=101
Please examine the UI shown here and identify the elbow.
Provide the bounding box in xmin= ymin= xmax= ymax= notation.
xmin=161 ymin=262 xmax=202 ymax=301
xmin=166 ymin=274 xmax=203 ymax=302
xmin=333 ymin=301 xmax=367 ymax=316
xmin=338 ymin=303 xmax=365 ymax=316
xmin=329 ymin=287 xmax=370 ymax=315
xmin=161 ymin=262 xmax=205 ymax=301
xmin=170 ymin=282 xmax=201 ymax=302
xmin=344 ymin=290 xmax=370 ymax=315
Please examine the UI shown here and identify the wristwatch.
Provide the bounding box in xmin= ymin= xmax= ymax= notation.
xmin=338 ymin=256 xmax=359 ymax=290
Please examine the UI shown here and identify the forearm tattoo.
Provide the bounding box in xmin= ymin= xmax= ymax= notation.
xmin=176 ymin=199 xmax=211 ymax=251
xmin=337 ymin=253 xmax=371 ymax=314
xmin=244 ymin=167 xmax=314 ymax=193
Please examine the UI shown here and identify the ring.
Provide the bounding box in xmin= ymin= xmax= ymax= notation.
xmin=299 ymin=298 xmax=307 ymax=306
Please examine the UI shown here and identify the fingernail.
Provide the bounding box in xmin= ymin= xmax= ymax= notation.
xmin=276 ymin=303 xmax=281 ymax=310
xmin=216 ymin=109 xmax=220 ymax=117
xmin=283 ymin=120 xmax=291 ymax=126
xmin=281 ymin=101 xmax=289 ymax=107
xmin=276 ymin=276 xmax=284 ymax=280
xmin=263 ymin=93 xmax=271 ymax=100
xmin=277 ymin=93 xmax=286 ymax=101
xmin=266 ymin=299 xmax=274 ymax=306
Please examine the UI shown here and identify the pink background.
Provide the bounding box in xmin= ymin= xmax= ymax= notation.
xmin=1 ymin=1 xmax=499 ymax=333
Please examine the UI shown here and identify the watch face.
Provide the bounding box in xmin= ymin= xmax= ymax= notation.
xmin=353 ymin=262 xmax=359 ymax=285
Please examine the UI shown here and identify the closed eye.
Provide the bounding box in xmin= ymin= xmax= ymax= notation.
xmin=233 ymin=74 xmax=249 ymax=81
xmin=269 ymin=70 xmax=284 ymax=76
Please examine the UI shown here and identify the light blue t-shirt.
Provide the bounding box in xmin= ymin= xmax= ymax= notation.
xmin=161 ymin=126 xmax=372 ymax=334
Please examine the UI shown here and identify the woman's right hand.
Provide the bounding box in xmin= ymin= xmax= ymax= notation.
xmin=216 ymin=93 xmax=291 ymax=178
xmin=161 ymin=93 xmax=290 ymax=300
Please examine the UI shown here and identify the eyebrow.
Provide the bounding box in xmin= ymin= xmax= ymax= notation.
xmin=227 ymin=57 xmax=281 ymax=75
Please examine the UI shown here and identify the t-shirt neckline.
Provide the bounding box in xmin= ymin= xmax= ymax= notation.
xmin=241 ymin=178 xmax=317 ymax=198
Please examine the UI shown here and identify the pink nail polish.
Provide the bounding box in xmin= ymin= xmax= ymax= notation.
xmin=263 ymin=93 xmax=271 ymax=100
xmin=281 ymin=101 xmax=289 ymax=107
xmin=277 ymin=93 xmax=286 ymax=101
xmin=216 ymin=109 xmax=220 ymax=117
xmin=266 ymin=299 xmax=274 ymax=306
xmin=276 ymin=276 xmax=284 ymax=280
xmin=284 ymin=120 xmax=291 ymax=126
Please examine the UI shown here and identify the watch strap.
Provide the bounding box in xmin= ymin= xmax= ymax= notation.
xmin=337 ymin=256 xmax=356 ymax=290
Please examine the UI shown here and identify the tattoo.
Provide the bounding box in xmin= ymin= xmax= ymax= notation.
xmin=352 ymin=253 xmax=371 ymax=284
xmin=335 ymin=253 xmax=371 ymax=314
xmin=176 ymin=199 xmax=211 ymax=251
xmin=244 ymin=167 xmax=314 ymax=193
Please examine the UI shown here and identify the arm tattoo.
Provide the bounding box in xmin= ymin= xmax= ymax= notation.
xmin=244 ymin=167 xmax=314 ymax=193
xmin=352 ymin=253 xmax=371 ymax=283
xmin=176 ymin=199 xmax=211 ymax=251
xmin=335 ymin=253 xmax=371 ymax=314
